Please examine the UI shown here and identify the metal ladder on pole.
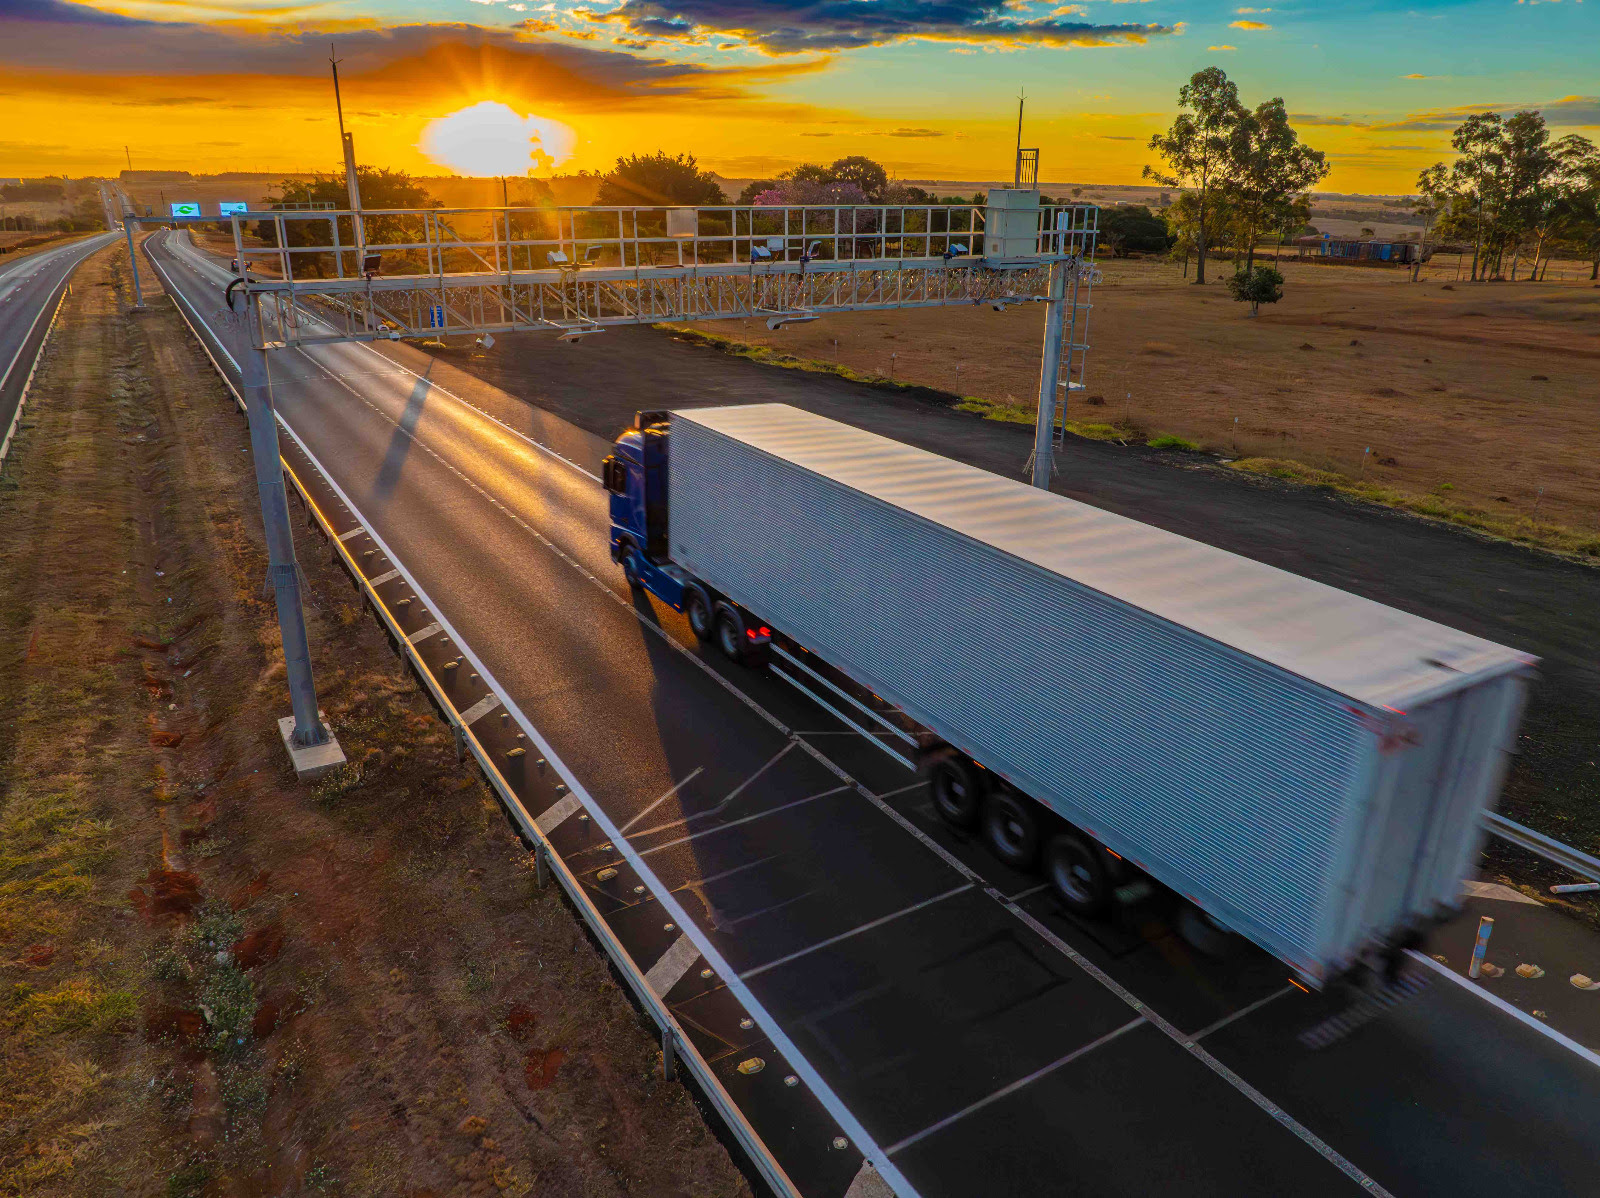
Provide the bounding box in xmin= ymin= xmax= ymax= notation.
xmin=1051 ymin=207 xmax=1099 ymax=449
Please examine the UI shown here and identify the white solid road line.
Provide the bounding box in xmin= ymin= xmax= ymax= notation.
xmin=1407 ymin=949 xmax=1600 ymax=1071
xmin=456 ymin=692 xmax=502 ymax=727
xmin=633 ymin=785 xmax=851 ymax=855
xmin=645 ymin=932 xmax=703 ymax=999
xmin=619 ymin=765 xmax=706 ymax=834
xmin=739 ymin=882 xmax=974 ymax=981
xmin=884 ymin=1017 xmax=1148 ymax=1156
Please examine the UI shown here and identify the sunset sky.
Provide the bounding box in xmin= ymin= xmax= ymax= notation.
xmin=3 ymin=0 xmax=1596 ymax=193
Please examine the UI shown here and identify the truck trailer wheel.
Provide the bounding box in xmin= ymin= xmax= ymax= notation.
xmin=715 ymin=604 xmax=743 ymax=661
xmin=928 ymin=754 xmax=982 ymax=829
xmin=981 ymin=788 xmax=1041 ymax=870
xmin=1043 ymin=832 xmax=1111 ymax=916
xmin=685 ymin=586 xmax=715 ymax=643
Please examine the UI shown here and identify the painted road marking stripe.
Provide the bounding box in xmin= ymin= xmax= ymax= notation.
xmin=367 ymin=568 xmax=401 ymax=587
xmin=407 ymin=621 xmax=442 ymax=645
xmin=534 ymin=791 xmax=584 ymax=836
xmin=337 ymin=526 xmax=365 ymax=542
xmin=458 ymin=693 xmax=502 ymax=727
xmin=1407 ymin=950 xmax=1600 ymax=1071
xmin=740 ymin=883 xmax=973 ymax=981
xmin=636 ymin=785 xmax=851 ymax=856
xmin=885 ymin=1017 xmax=1147 ymax=1155
xmin=645 ymin=932 xmax=702 ymax=998
xmin=620 ymin=766 xmax=705 ymax=834
xmin=1189 ymin=986 xmax=1297 ymax=1043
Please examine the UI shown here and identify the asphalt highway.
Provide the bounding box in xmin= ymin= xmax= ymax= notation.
xmin=144 ymin=228 xmax=1600 ymax=1198
xmin=0 ymin=232 xmax=119 ymax=465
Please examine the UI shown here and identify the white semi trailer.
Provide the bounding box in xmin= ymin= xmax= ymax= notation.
xmin=605 ymin=403 xmax=1536 ymax=986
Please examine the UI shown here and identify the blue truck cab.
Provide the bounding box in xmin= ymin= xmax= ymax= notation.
xmin=603 ymin=410 xmax=685 ymax=609
xmin=602 ymin=409 xmax=771 ymax=663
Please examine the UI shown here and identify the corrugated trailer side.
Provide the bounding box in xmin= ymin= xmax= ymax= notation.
xmin=667 ymin=405 xmax=1534 ymax=982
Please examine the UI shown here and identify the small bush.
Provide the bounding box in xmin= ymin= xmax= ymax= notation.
xmin=1148 ymin=434 xmax=1200 ymax=451
xmin=1226 ymin=266 xmax=1284 ymax=315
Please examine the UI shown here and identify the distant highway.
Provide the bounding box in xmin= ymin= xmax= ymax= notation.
xmin=0 ymin=231 xmax=119 ymax=469
xmin=144 ymin=227 xmax=1600 ymax=1198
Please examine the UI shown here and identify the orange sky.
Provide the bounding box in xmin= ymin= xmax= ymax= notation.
xmin=4 ymin=0 xmax=1597 ymax=193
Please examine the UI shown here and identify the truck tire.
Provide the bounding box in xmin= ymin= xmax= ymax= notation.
xmin=929 ymin=754 xmax=982 ymax=829
xmin=1043 ymin=832 xmax=1110 ymax=916
xmin=620 ymin=546 xmax=644 ymax=590
xmin=981 ymin=788 xmax=1041 ymax=870
xmin=715 ymin=603 xmax=747 ymax=663
xmin=1177 ymin=904 xmax=1243 ymax=959
xmin=685 ymin=585 xmax=715 ymax=643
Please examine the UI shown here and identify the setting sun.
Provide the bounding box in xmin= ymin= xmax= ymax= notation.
xmin=418 ymin=101 xmax=577 ymax=178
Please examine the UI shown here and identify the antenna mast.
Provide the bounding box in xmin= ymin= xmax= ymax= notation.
xmin=329 ymin=42 xmax=365 ymax=262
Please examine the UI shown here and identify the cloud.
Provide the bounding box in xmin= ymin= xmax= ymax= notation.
xmin=1050 ymin=3 xmax=1088 ymax=13
xmin=886 ymin=127 xmax=946 ymax=137
xmin=583 ymin=0 xmax=1176 ymax=54
xmin=1207 ymin=43 xmax=1236 ymax=49
xmin=1290 ymin=113 xmax=1369 ymax=126
xmin=1234 ymin=5 xmax=1270 ymax=10
xmin=1401 ymin=73 xmax=1435 ymax=79
xmin=0 ymin=3 xmax=826 ymax=116
xmin=1229 ymin=19 xmax=1270 ymax=29
xmin=1095 ymin=133 xmax=1142 ymax=140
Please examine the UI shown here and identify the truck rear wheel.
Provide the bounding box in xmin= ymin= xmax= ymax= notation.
xmin=686 ymin=586 xmax=715 ymax=642
xmin=929 ymin=754 xmax=982 ymax=829
xmin=981 ymin=788 xmax=1040 ymax=870
xmin=715 ymin=603 xmax=749 ymax=664
xmin=1044 ymin=832 xmax=1110 ymax=916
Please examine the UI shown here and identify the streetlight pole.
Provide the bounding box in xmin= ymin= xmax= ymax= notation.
xmin=240 ymin=290 xmax=345 ymax=776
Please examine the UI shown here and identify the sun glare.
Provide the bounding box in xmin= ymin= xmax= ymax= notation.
xmin=419 ymin=101 xmax=576 ymax=176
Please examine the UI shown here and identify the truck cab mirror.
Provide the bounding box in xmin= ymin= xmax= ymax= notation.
xmin=601 ymin=455 xmax=627 ymax=495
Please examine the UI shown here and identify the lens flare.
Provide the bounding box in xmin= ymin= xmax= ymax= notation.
xmin=419 ymin=101 xmax=576 ymax=176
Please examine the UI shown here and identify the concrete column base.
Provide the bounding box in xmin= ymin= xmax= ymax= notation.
xmin=277 ymin=713 xmax=346 ymax=781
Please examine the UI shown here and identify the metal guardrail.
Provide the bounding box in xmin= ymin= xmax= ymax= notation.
xmin=0 ymin=278 xmax=69 ymax=472
xmin=150 ymin=247 xmax=816 ymax=1198
xmin=1483 ymin=812 xmax=1600 ymax=884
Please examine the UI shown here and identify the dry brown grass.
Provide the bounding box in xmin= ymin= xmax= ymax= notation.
xmin=0 ymin=247 xmax=748 ymax=1196
xmin=683 ymin=256 xmax=1600 ymax=552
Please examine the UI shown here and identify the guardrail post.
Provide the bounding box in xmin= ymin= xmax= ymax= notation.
xmin=453 ymin=724 xmax=465 ymax=764
xmin=662 ymin=1027 xmax=677 ymax=1080
xmin=534 ymin=844 xmax=548 ymax=890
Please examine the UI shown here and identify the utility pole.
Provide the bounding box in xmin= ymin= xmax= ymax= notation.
xmin=124 ymin=145 xmax=133 ymax=173
xmin=1031 ymin=259 xmax=1067 ymax=489
xmin=330 ymin=43 xmax=365 ymax=274
xmin=239 ymin=287 xmax=344 ymax=775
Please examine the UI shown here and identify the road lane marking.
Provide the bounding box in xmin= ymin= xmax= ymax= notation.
xmin=884 ymin=1017 xmax=1147 ymax=1156
xmin=739 ymin=883 xmax=973 ymax=981
xmin=634 ymin=785 xmax=851 ymax=854
xmin=367 ymin=568 xmax=401 ymax=587
xmin=646 ymin=932 xmax=703 ymax=999
xmin=337 ymin=527 xmax=365 ymax=542
xmin=620 ymin=766 xmax=705 ymax=834
xmin=533 ymin=791 xmax=584 ymax=835
xmin=1407 ymin=949 xmax=1600 ymax=1071
xmin=407 ymin=622 xmax=442 ymax=645
xmin=458 ymin=693 xmax=502 ymax=727
xmin=775 ymin=667 xmax=916 ymax=771
xmin=1189 ymin=986 xmax=1297 ymax=1043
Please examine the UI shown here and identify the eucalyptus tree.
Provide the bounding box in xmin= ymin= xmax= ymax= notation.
xmin=1145 ymin=67 xmax=1245 ymax=284
xmin=1225 ymin=98 xmax=1329 ymax=272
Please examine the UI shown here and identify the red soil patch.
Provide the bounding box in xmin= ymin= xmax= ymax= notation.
xmin=128 ymin=867 xmax=202 ymax=922
xmin=232 ymin=921 xmax=285 ymax=969
xmin=525 ymin=1047 xmax=566 ymax=1091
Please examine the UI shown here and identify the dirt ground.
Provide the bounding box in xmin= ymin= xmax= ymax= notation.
xmin=683 ymin=256 xmax=1600 ymax=543
xmin=0 ymin=247 xmax=750 ymax=1197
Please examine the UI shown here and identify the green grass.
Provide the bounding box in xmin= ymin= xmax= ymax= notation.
xmin=1230 ymin=458 xmax=1600 ymax=559
xmin=659 ymin=324 xmax=923 ymax=392
xmin=1148 ymin=434 xmax=1201 ymax=452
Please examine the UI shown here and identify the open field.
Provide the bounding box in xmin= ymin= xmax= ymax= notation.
xmin=682 ymin=257 xmax=1600 ymax=550
xmin=0 ymin=246 xmax=748 ymax=1196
